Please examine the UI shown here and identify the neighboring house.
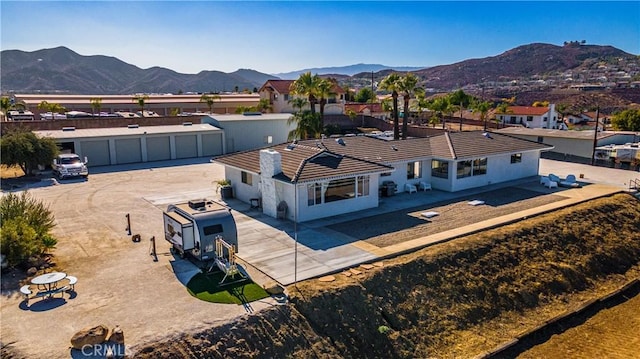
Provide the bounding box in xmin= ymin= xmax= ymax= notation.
xmin=497 ymin=104 xmax=561 ymax=129
xmin=566 ymin=111 xmax=609 ymax=128
xmin=259 ymin=79 xmax=345 ymax=114
xmin=213 ymin=131 xmax=553 ymax=222
xmin=495 ymin=127 xmax=638 ymax=161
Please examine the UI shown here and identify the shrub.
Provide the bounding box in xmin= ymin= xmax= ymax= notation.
xmin=0 ymin=217 xmax=41 ymax=267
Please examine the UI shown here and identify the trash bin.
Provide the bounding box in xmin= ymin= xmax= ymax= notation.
xmin=220 ymin=186 xmax=233 ymax=199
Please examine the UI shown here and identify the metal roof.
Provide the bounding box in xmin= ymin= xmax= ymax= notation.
xmin=33 ymin=123 xmax=222 ymax=139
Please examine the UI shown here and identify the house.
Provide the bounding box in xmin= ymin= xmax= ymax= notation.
xmin=259 ymin=79 xmax=345 ymax=114
xmin=213 ymin=131 xmax=553 ymax=222
xmin=497 ymin=104 xmax=561 ymax=129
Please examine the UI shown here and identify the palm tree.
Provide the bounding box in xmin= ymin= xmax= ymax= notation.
xmin=90 ymin=97 xmax=102 ymax=117
xmin=288 ymin=97 xmax=309 ymax=113
xmin=495 ymin=102 xmax=512 ymax=128
xmin=290 ymin=72 xmax=321 ymax=115
xmin=397 ymin=74 xmax=422 ymax=139
xmin=132 ymin=94 xmax=150 ymax=116
xmin=472 ymin=100 xmax=493 ymax=130
xmin=287 ymin=111 xmax=322 ymax=140
xmin=316 ymin=78 xmax=336 ymax=129
xmin=37 ymin=101 xmax=66 ymax=120
xmin=379 ymin=73 xmax=402 ymax=140
xmin=200 ymin=94 xmax=221 ymax=113
xmin=257 ymin=98 xmax=272 ymax=113
xmin=1 ymin=97 xmax=11 ymax=121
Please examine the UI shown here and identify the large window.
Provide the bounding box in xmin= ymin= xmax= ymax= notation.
xmin=473 ymin=158 xmax=487 ymax=175
xmin=457 ymin=160 xmax=472 ymax=178
xmin=526 ymin=116 xmax=533 ymax=122
xmin=431 ymin=160 xmax=449 ymax=179
xmin=307 ymin=176 xmax=369 ymax=206
xmin=407 ymin=161 xmax=421 ymax=179
xmin=241 ymin=171 xmax=252 ymax=185
xmin=511 ymin=153 xmax=522 ymax=163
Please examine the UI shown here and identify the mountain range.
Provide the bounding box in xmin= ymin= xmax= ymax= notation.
xmin=1 ymin=43 xmax=637 ymax=95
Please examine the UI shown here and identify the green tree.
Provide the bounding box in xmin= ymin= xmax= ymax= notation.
xmin=0 ymin=192 xmax=57 ymax=267
xmin=495 ymin=102 xmax=512 ymax=129
xmin=287 ymin=111 xmax=322 ymax=140
xmin=354 ymin=87 xmax=375 ymax=103
xmin=90 ymin=97 xmax=102 ymax=116
xmin=200 ymin=93 xmax=221 ymax=113
xmin=288 ymin=97 xmax=309 ymax=113
xmin=472 ymin=100 xmax=493 ymax=130
xmin=379 ymin=73 xmax=402 ymax=140
xmin=532 ymin=101 xmax=549 ymax=107
xmin=234 ymin=105 xmax=256 ymax=114
xmin=132 ymin=94 xmax=150 ymax=116
xmin=0 ymin=128 xmax=59 ymax=175
xmin=290 ymin=72 xmax=321 ymax=116
xmin=1 ymin=96 xmax=11 ymax=121
xmin=611 ymin=109 xmax=640 ymax=131
xmin=37 ymin=101 xmax=66 ymax=119
xmin=257 ymin=98 xmax=272 ymax=113
xmin=398 ymin=73 xmax=422 ymax=139
xmin=317 ymin=78 xmax=336 ymax=128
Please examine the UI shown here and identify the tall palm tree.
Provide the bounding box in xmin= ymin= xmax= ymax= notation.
xmin=200 ymin=93 xmax=221 ymax=113
xmin=290 ymin=72 xmax=321 ymax=115
xmin=90 ymin=97 xmax=102 ymax=117
xmin=379 ymin=73 xmax=402 ymax=140
xmin=288 ymin=97 xmax=309 ymax=113
xmin=495 ymin=102 xmax=512 ymax=128
xmin=316 ymin=78 xmax=336 ymax=129
xmin=397 ymin=73 xmax=422 ymax=139
xmin=472 ymin=100 xmax=493 ymax=130
xmin=1 ymin=97 xmax=11 ymax=121
xmin=287 ymin=111 xmax=322 ymax=140
xmin=132 ymin=94 xmax=150 ymax=116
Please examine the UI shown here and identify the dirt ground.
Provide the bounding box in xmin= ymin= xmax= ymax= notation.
xmin=329 ymin=187 xmax=568 ymax=246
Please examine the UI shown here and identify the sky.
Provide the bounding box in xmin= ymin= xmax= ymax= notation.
xmin=1 ymin=1 xmax=639 ymax=75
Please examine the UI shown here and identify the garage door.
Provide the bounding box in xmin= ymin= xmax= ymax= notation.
xmin=175 ymin=135 xmax=198 ymax=159
xmin=80 ymin=140 xmax=110 ymax=167
xmin=146 ymin=136 xmax=171 ymax=162
xmin=115 ymin=138 xmax=142 ymax=164
xmin=202 ymin=133 xmax=223 ymax=156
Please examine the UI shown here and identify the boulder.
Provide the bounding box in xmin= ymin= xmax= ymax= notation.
xmin=27 ymin=267 xmax=38 ymax=276
xmin=70 ymin=324 xmax=109 ymax=350
xmin=107 ymin=325 xmax=125 ymax=345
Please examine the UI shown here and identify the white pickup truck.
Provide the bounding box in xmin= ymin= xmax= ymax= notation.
xmin=52 ymin=153 xmax=89 ymax=180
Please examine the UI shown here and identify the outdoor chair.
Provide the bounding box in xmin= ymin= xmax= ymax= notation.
xmin=560 ymin=174 xmax=581 ymax=188
xmin=418 ymin=182 xmax=432 ymax=191
xmin=20 ymin=285 xmax=32 ymax=304
xmin=66 ymin=275 xmax=77 ymax=291
xmin=404 ymin=183 xmax=417 ymax=194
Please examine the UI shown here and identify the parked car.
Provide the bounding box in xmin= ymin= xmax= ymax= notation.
xmin=52 ymin=153 xmax=89 ymax=180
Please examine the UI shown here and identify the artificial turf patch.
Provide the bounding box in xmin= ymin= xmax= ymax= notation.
xmin=186 ymin=270 xmax=269 ymax=304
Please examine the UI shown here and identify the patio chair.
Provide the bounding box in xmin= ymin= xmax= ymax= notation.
xmin=560 ymin=174 xmax=580 ymax=188
xmin=418 ymin=182 xmax=432 ymax=191
xmin=20 ymin=285 xmax=32 ymax=304
xmin=548 ymin=174 xmax=561 ymax=183
xmin=66 ymin=275 xmax=77 ymax=291
xmin=404 ymin=183 xmax=417 ymax=194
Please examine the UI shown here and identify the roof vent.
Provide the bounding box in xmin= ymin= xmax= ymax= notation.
xmin=391 ymin=145 xmax=398 ymax=151
xmin=128 ymin=124 xmax=139 ymax=129
xmin=336 ymin=138 xmax=346 ymax=146
xmin=182 ymin=122 xmax=193 ymax=126
xmin=482 ymin=132 xmax=493 ymax=139
xmin=62 ymin=127 xmax=75 ymax=131
xmin=188 ymin=199 xmax=206 ymax=210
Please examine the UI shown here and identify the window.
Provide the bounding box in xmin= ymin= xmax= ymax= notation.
xmin=431 ymin=160 xmax=449 ymax=178
xmin=357 ymin=176 xmax=370 ymax=196
xmin=407 ymin=161 xmax=421 ymax=179
xmin=509 ymin=116 xmax=516 ymax=124
xmin=264 ymin=135 xmax=273 ymax=144
xmin=543 ymin=116 xmax=548 ymax=122
xmin=457 ymin=160 xmax=472 ymax=178
xmin=526 ymin=116 xmax=533 ymax=121
xmin=537 ymin=136 xmax=544 ymax=143
xmin=511 ymin=153 xmax=522 ymax=163
xmin=473 ymin=158 xmax=487 ymax=175
xmin=284 ymin=94 xmax=289 ymax=101
xmin=203 ymin=224 xmax=223 ymax=236
xmin=307 ymin=178 xmax=359 ymax=206
xmin=241 ymin=171 xmax=252 ymax=185
xmin=307 ymin=183 xmax=322 ymax=206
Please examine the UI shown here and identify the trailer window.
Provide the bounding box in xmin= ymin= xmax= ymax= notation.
xmin=203 ymin=224 xmax=223 ymax=235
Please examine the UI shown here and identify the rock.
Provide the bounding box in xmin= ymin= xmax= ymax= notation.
xmin=263 ymin=281 xmax=284 ymax=295
xmin=27 ymin=267 xmax=38 ymax=276
xmin=70 ymin=324 xmax=109 ymax=350
xmin=107 ymin=326 xmax=125 ymax=345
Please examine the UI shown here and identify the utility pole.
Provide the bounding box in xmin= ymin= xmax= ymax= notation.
xmin=590 ymin=106 xmax=600 ymax=166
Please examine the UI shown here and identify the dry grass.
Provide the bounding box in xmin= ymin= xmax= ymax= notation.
xmin=0 ymin=165 xmax=25 ymax=179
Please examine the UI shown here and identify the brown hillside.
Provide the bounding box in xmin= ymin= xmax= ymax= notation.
xmin=131 ymin=194 xmax=640 ymax=359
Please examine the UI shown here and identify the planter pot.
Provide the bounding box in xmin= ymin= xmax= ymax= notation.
xmin=220 ymin=186 xmax=233 ymax=199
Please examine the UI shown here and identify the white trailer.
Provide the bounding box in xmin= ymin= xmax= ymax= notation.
xmin=163 ymin=199 xmax=237 ymax=261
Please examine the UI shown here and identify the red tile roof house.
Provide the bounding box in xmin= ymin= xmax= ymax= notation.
xmin=259 ymin=80 xmax=345 ymax=114
xmin=213 ymin=131 xmax=553 ymax=222
xmin=497 ymin=104 xmax=562 ymax=129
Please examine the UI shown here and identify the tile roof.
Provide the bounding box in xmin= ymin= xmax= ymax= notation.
xmin=213 ymin=131 xmax=552 ymax=182
xmin=506 ymin=106 xmax=550 ymax=116
xmin=259 ymin=80 xmax=294 ymax=94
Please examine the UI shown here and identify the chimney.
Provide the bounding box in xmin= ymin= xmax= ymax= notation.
xmin=260 ymin=149 xmax=282 ymax=177
xmin=259 ymin=149 xmax=282 ymax=218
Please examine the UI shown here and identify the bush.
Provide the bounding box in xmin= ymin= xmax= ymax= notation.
xmin=0 ymin=192 xmax=56 ymax=267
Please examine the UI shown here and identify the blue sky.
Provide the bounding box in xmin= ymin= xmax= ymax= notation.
xmin=2 ymin=1 xmax=639 ymax=75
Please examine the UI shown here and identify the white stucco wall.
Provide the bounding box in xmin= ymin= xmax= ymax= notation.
xmin=450 ymin=151 xmax=540 ymax=192
xmin=203 ymin=115 xmax=296 ymax=153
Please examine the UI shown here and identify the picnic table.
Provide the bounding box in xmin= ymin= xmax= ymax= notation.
xmin=31 ymin=272 xmax=67 ymax=298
